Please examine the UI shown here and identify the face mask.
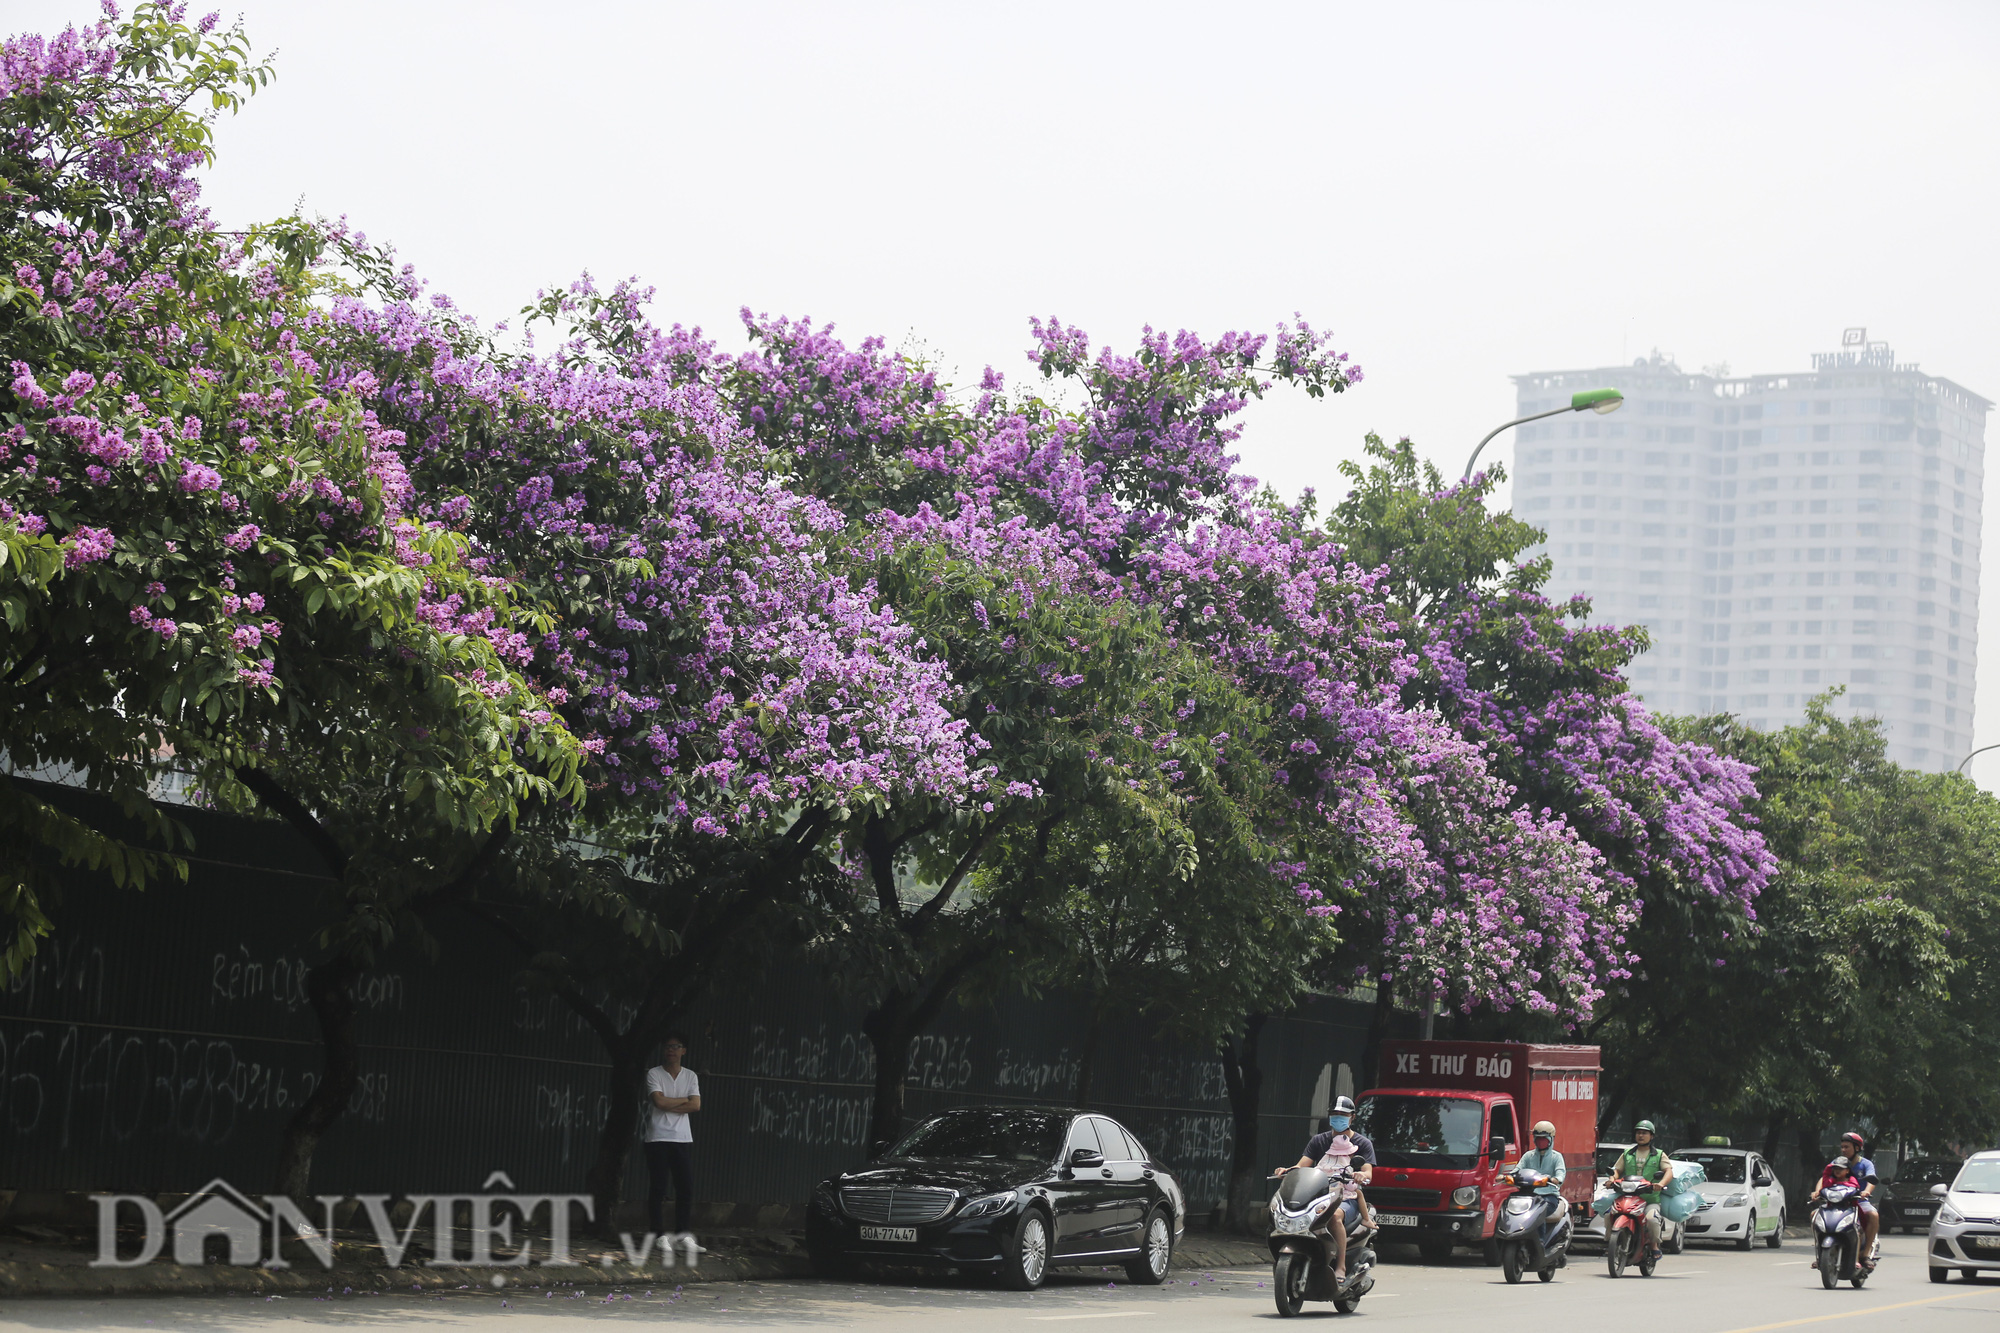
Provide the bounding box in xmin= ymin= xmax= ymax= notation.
xmin=1328 ymin=1116 xmax=1351 ymax=1133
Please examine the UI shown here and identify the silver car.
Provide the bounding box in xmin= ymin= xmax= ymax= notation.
xmin=1927 ymin=1150 xmax=2000 ymax=1282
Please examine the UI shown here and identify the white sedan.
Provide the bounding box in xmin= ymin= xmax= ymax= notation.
xmin=1671 ymin=1146 xmax=1788 ymax=1250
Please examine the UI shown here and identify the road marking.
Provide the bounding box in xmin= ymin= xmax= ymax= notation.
xmin=1709 ymin=1291 xmax=1980 ymax=1332
xmin=1028 ymin=1314 xmax=1148 ymax=1322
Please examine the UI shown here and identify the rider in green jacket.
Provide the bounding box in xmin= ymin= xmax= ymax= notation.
xmin=1613 ymin=1121 xmax=1675 ymax=1260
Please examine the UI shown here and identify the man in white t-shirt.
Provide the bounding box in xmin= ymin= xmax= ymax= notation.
xmin=645 ymin=1033 xmax=701 ymax=1239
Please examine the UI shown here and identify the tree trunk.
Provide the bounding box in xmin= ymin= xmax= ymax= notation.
xmin=275 ymin=954 xmax=360 ymax=1203
xmin=862 ymin=994 xmax=914 ymax=1157
xmin=1761 ymin=1109 xmax=1785 ymax=1164
xmin=1073 ymin=1000 xmax=1104 ymax=1109
xmin=1220 ymin=1013 xmax=1268 ymax=1235
xmin=584 ymin=1033 xmax=650 ymax=1233
xmin=1360 ymin=976 xmax=1396 ymax=1089
xmin=1794 ymin=1115 xmax=1825 ymax=1184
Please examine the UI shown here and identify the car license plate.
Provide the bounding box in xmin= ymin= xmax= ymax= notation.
xmin=1374 ymin=1212 xmax=1419 ymax=1228
xmin=1972 ymin=1236 xmax=2000 ymax=1250
xmin=859 ymin=1226 xmax=917 ymax=1243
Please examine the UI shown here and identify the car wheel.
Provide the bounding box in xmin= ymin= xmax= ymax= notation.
xmin=1664 ymin=1225 xmax=1683 ymax=1256
xmin=1739 ymin=1212 xmax=1756 ymax=1251
xmin=1930 ymin=1266 xmax=1949 ymax=1284
xmin=1123 ymin=1209 xmax=1172 ymax=1285
xmin=1000 ymin=1209 xmax=1050 ymax=1291
xmin=1766 ymin=1212 xmax=1783 ymax=1249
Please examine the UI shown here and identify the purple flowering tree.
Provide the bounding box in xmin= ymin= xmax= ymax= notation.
xmin=0 ymin=2 xmax=585 ymax=1018
xmin=1322 ymin=436 xmax=1774 ymax=1083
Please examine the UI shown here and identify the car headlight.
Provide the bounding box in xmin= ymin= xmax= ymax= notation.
xmin=1723 ymin=1193 xmax=1749 ymax=1209
xmin=960 ymin=1191 xmax=1019 ymax=1219
xmin=1938 ymin=1203 xmax=1963 ymax=1226
xmin=1452 ymin=1186 xmax=1481 ymax=1208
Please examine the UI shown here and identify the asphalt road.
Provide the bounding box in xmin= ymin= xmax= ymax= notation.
xmin=3 ymin=1233 xmax=1994 ymax=1333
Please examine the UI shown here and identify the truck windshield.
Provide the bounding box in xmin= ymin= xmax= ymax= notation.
xmin=1354 ymin=1095 xmax=1484 ymax=1168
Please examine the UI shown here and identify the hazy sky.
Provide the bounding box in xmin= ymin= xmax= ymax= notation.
xmin=16 ymin=1 xmax=2000 ymax=770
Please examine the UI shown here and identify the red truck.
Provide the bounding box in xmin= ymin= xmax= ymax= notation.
xmin=1356 ymin=1039 xmax=1600 ymax=1260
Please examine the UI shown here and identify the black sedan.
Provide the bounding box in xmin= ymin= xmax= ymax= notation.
xmin=806 ymin=1106 xmax=1186 ymax=1289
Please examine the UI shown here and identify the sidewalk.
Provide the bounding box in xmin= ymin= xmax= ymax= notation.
xmin=0 ymin=1222 xmax=1274 ymax=1299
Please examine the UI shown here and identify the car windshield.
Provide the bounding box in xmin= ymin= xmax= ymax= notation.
xmin=1953 ymin=1160 xmax=2000 ymax=1194
xmin=1902 ymin=1159 xmax=1960 ymax=1187
xmin=1354 ymin=1095 xmax=1483 ymax=1168
xmin=887 ymin=1109 xmax=1067 ymax=1164
xmin=1672 ymin=1152 xmax=1746 ymax=1183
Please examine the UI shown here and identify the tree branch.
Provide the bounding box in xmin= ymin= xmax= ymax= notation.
xmin=234 ymin=766 xmax=348 ymax=878
xmin=907 ymin=819 xmax=1003 ymax=934
xmin=452 ymin=899 xmax=623 ymax=1050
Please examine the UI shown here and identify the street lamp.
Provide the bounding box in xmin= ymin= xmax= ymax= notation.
xmin=1956 ymin=743 xmax=2000 ymax=775
xmin=1463 ymin=388 xmax=1625 ymax=481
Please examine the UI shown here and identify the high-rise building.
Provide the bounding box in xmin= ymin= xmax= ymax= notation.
xmin=1509 ymin=333 xmax=1990 ymax=771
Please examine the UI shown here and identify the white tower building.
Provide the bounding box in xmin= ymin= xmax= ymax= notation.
xmin=1510 ymin=333 xmax=1989 ymax=772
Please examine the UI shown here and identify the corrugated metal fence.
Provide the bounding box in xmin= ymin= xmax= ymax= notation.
xmin=0 ymin=802 xmax=1378 ymax=1213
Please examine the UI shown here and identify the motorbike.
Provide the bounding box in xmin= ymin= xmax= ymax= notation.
xmin=1268 ymin=1167 xmax=1379 ymax=1317
xmin=1495 ymin=1167 xmax=1572 ymax=1284
xmin=1604 ymin=1176 xmax=1659 ymax=1279
xmin=1811 ymin=1182 xmax=1870 ymax=1289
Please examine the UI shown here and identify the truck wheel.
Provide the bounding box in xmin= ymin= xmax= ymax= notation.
xmin=1482 ymin=1237 xmax=1501 ymax=1266
xmin=1418 ymin=1235 xmax=1453 ymax=1263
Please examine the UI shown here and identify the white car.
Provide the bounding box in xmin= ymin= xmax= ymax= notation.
xmin=1927 ymin=1149 xmax=2000 ymax=1282
xmin=1670 ymin=1145 xmax=1787 ymax=1250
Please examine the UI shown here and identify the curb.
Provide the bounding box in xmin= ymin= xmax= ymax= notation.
xmin=1 ymin=1234 xmax=1272 ymax=1299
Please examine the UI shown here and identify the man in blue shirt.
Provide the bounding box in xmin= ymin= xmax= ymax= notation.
xmin=1834 ymin=1132 xmax=1880 ymax=1269
xmin=1278 ymin=1097 xmax=1377 ymax=1281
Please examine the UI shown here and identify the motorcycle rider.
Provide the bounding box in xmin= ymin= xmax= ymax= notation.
xmin=1612 ymin=1121 xmax=1674 ymax=1262
xmin=1277 ymin=1096 xmax=1376 ymax=1283
xmin=1826 ymin=1133 xmax=1881 ymax=1270
xmin=1515 ymin=1120 xmax=1568 ymax=1226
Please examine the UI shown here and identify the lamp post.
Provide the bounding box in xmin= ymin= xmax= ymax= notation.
xmin=1463 ymin=388 xmax=1625 ymax=482
xmin=1956 ymin=743 xmax=2000 ymax=775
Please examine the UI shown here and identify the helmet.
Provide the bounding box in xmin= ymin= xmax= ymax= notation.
xmin=1634 ymin=1120 xmax=1657 ymax=1134
xmin=1826 ymin=1157 xmax=1852 ymax=1174
xmin=1331 ymin=1096 xmax=1356 ymax=1116
xmin=1532 ymin=1121 xmax=1555 ymax=1139
xmin=1841 ymin=1131 xmax=1866 ymax=1148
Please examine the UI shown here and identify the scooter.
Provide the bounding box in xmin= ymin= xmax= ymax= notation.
xmin=1811 ymin=1182 xmax=1869 ymax=1289
xmin=1268 ymin=1167 xmax=1379 ymax=1316
xmin=1604 ymin=1176 xmax=1659 ymax=1279
xmin=1495 ymin=1166 xmax=1572 ymax=1284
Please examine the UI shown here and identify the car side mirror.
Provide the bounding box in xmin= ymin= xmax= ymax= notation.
xmin=1068 ymin=1148 xmax=1106 ymax=1170
xmin=1489 ymin=1136 xmax=1507 ymax=1159
xmin=1931 ymin=1182 xmax=1949 ymax=1198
